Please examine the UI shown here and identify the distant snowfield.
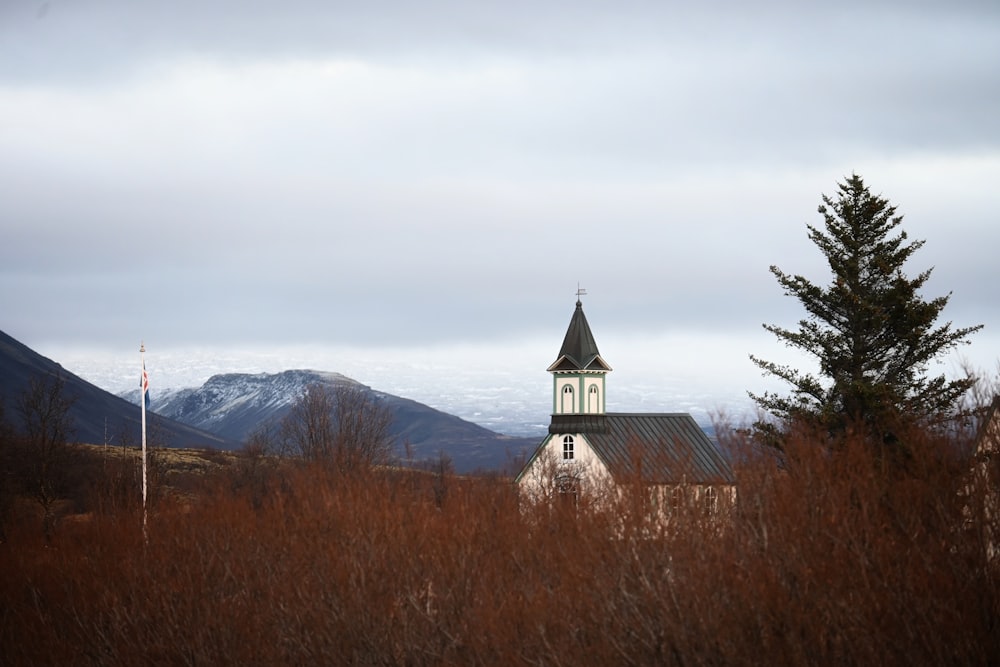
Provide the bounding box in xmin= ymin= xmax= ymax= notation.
xmin=34 ymin=332 xmax=989 ymax=438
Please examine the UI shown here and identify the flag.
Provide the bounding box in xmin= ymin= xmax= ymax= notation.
xmin=141 ymin=361 xmax=150 ymax=410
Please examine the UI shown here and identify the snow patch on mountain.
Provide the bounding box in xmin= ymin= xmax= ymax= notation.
xmin=133 ymin=370 xmax=360 ymax=430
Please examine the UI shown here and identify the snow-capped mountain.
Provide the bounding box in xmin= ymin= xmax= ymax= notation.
xmin=153 ymin=370 xmax=359 ymax=438
xmin=141 ymin=369 xmax=538 ymax=473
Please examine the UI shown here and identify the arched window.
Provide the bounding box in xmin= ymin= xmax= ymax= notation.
xmin=703 ymin=486 xmax=718 ymax=516
xmin=561 ymin=384 xmax=575 ymax=413
xmin=587 ymin=384 xmax=600 ymax=413
xmin=670 ymin=486 xmax=684 ymax=513
xmin=562 ymin=435 xmax=575 ymax=460
xmin=556 ymin=473 xmax=578 ymax=509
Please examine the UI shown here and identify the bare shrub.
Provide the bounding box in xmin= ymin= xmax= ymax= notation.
xmin=1 ymin=420 xmax=997 ymax=665
xmin=0 ymin=401 xmax=15 ymax=542
xmin=280 ymin=383 xmax=393 ymax=472
xmin=228 ymin=421 xmax=283 ymax=510
xmin=11 ymin=372 xmax=78 ymax=539
xmin=90 ymin=438 xmax=141 ymax=517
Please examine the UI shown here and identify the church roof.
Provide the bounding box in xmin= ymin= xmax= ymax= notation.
xmin=521 ymin=413 xmax=735 ymax=486
xmin=590 ymin=414 xmax=734 ymax=485
xmin=547 ymin=300 xmax=612 ymax=372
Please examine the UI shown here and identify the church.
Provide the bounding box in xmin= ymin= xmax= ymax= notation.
xmin=515 ymin=297 xmax=736 ymax=513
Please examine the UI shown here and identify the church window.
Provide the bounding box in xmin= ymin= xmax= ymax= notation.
xmin=561 ymin=384 xmax=575 ymax=413
xmin=670 ymin=486 xmax=684 ymax=513
xmin=556 ymin=473 xmax=578 ymax=510
xmin=562 ymin=435 xmax=575 ymax=460
xmin=703 ymin=487 xmax=718 ymax=516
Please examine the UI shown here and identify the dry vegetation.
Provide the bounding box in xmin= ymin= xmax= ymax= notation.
xmin=1 ymin=424 xmax=999 ymax=665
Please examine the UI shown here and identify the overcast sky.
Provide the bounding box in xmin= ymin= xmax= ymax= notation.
xmin=2 ymin=1 xmax=998 ymax=416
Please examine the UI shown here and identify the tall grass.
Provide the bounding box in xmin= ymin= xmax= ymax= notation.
xmin=2 ymin=425 xmax=997 ymax=665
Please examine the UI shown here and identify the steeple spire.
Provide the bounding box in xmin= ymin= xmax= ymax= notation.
xmin=547 ymin=295 xmax=611 ymax=416
xmin=549 ymin=295 xmax=611 ymax=372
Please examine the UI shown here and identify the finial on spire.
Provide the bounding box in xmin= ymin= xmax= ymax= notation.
xmin=576 ymin=283 xmax=587 ymax=304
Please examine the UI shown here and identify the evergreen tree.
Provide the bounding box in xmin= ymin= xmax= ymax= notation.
xmin=750 ymin=174 xmax=982 ymax=448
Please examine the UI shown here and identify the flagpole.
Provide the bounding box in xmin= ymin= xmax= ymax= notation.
xmin=140 ymin=342 xmax=148 ymax=539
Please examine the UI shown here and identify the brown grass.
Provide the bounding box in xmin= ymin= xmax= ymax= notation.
xmin=1 ymin=426 xmax=998 ymax=665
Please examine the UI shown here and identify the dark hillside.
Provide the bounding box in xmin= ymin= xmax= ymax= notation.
xmin=0 ymin=330 xmax=234 ymax=449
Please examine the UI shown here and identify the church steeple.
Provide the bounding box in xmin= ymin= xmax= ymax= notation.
xmin=548 ymin=296 xmax=611 ymax=415
xmin=550 ymin=300 xmax=606 ymax=372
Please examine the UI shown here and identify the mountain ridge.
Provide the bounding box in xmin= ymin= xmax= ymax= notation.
xmin=144 ymin=369 xmax=537 ymax=473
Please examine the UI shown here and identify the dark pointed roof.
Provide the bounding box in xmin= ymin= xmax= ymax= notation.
xmin=547 ymin=300 xmax=612 ymax=372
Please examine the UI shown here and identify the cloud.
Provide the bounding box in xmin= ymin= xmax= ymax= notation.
xmin=0 ymin=0 xmax=997 ymax=389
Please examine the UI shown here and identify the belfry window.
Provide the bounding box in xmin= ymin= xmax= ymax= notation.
xmin=561 ymin=384 xmax=575 ymax=413
xmin=562 ymin=435 xmax=575 ymax=460
xmin=588 ymin=384 xmax=600 ymax=412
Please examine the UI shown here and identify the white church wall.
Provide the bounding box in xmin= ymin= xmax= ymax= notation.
xmin=517 ymin=433 xmax=612 ymax=502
